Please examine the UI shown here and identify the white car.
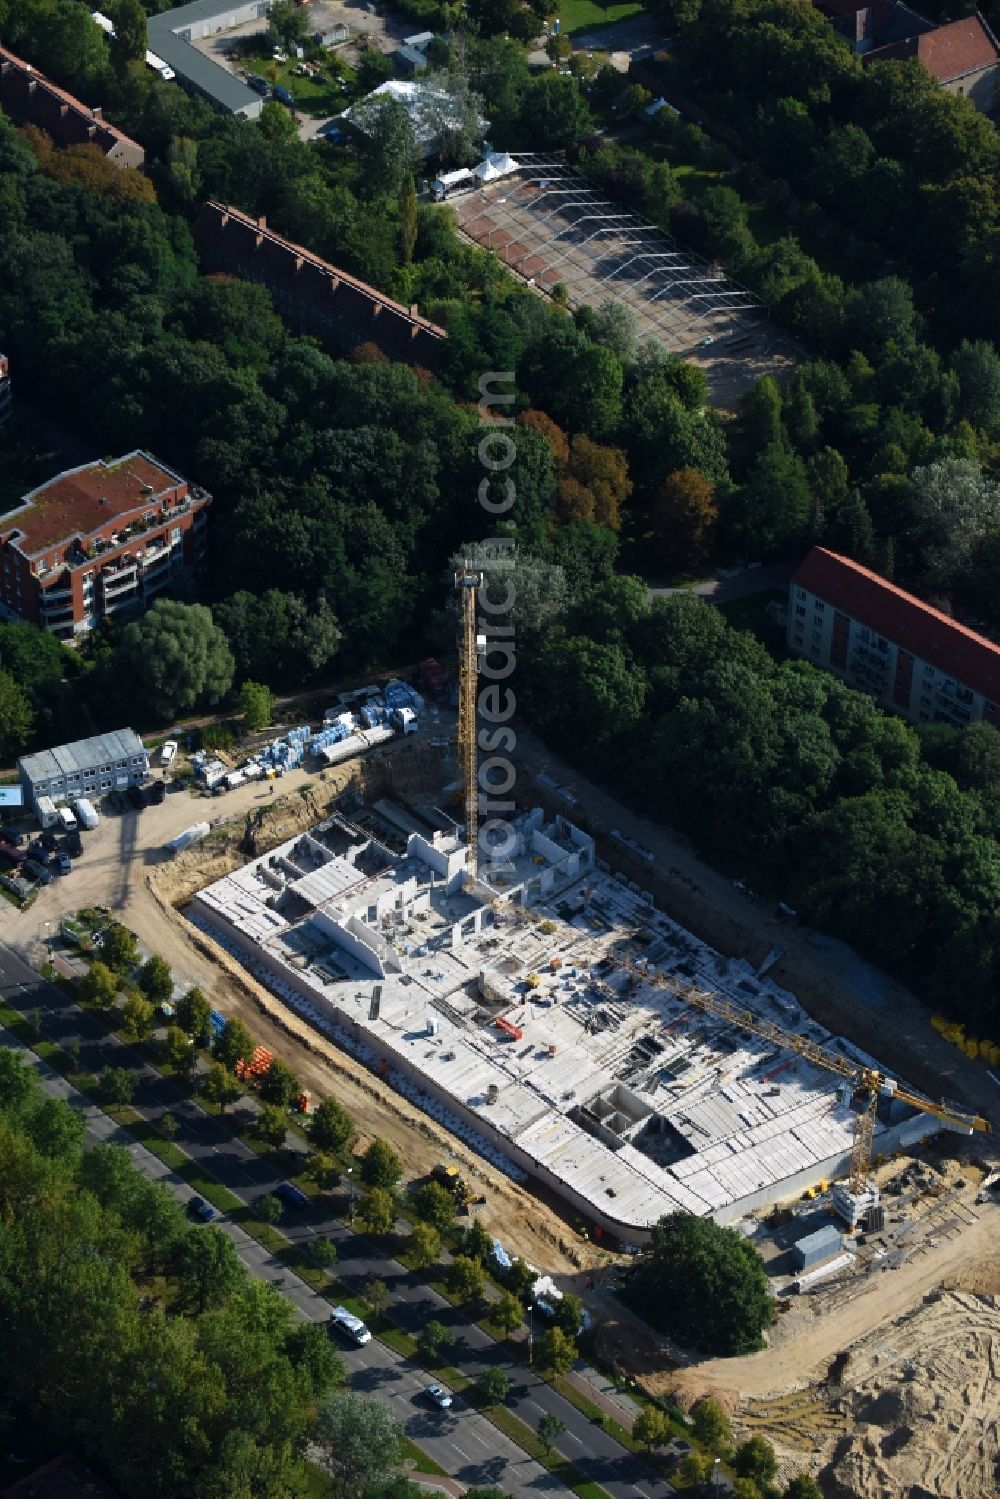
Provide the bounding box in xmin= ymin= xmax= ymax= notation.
xmin=426 ymin=1384 xmax=452 ymax=1409
xmin=273 ymin=48 xmax=288 ymax=62
xmin=161 ymin=740 xmax=178 ymax=767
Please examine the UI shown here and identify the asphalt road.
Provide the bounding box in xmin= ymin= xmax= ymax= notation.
xmin=0 ymin=942 xmax=673 ymax=1499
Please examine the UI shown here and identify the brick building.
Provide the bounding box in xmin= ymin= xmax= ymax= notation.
xmin=0 ymin=452 xmax=210 ymax=640
xmin=788 ymin=546 xmax=1000 ymax=729
xmin=192 ymin=201 xmax=447 ymax=367
xmin=0 ymin=45 xmax=145 ymax=168
xmin=864 ymin=12 xmax=1000 ymax=111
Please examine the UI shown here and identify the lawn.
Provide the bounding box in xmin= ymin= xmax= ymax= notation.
xmin=241 ymin=52 xmax=357 ymax=118
xmin=558 ymin=0 xmax=643 ymax=35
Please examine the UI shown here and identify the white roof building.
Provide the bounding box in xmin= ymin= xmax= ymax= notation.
xmin=345 ymin=78 xmax=488 ymax=158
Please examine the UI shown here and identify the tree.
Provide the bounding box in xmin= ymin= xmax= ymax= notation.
xmin=80 ymin=961 xmax=119 ymax=1009
xmin=107 ymin=0 xmax=146 ymax=74
xmin=216 ymin=589 xmax=342 ymax=686
xmin=308 ymin=1096 xmax=353 ymax=1154
xmin=734 ymin=1436 xmax=778 ymax=1489
xmin=417 ymin=1319 xmax=453 ymax=1363
xmin=362 ymin=1278 xmax=390 ymax=1317
xmin=537 ymin=1411 xmax=567 ymax=1455
xmin=650 ymin=468 xmax=718 ymax=573
xmin=315 ymin=1392 xmax=402 ymax=1496
xmin=29 ymin=1096 xmax=87 ymax=1162
xmin=537 ymin=1326 xmax=576 ymax=1376
xmin=100 ymin=1066 xmax=136 ymax=1107
xmin=258 ymin=1193 xmax=284 ymax=1225
xmin=356 ymin=1188 xmax=396 ymax=1237
xmin=407 ymin=1220 xmax=441 ymax=1269
xmin=360 ymin=1138 xmax=403 ymax=1190
xmin=479 ymin=1367 xmax=510 ymax=1406
xmin=101 ymin=925 xmax=137 ymax=975
xmin=201 ymin=1063 xmax=242 ymax=1115
xmin=589 ymin=299 xmax=638 ymax=362
xmin=352 ymin=95 xmax=416 ymax=202
xmin=175 ymin=1225 xmax=243 ymax=1312
xmin=254 ymin=1103 xmax=288 ymax=1150
xmin=691 ymin=1397 xmax=732 ymax=1455
xmin=447 ymin=1255 xmax=486 ymax=1304
xmin=175 ymin=986 xmax=212 ymax=1047
xmin=516 ymin=73 xmax=592 ymax=149
xmin=732 ymin=1481 xmax=763 ymax=1499
xmin=627 ymin=1215 xmax=772 ymax=1356
xmin=113 ymin=601 xmax=234 ymax=723
xmin=160 ymin=1111 xmax=179 ymax=1142
xmin=413 ymin=1179 xmax=456 ymax=1231
xmin=462 ymin=1217 xmax=493 ymax=1263
xmin=678 ymin=1452 xmax=711 ymax=1486
xmin=308 ymin=1236 xmax=338 ymax=1269
xmin=449 ymin=542 xmax=568 ymax=637
xmin=843 ymin=275 xmax=920 ymax=356
xmin=161 ymin=1025 xmax=196 ymax=1077
xmin=629 ymin=1405 xmax=667 ymax=1452
xmin=785 ymin=1476 xmax=823 ymax=1499
xmin=906 ymin=457 xmax=1000 ymax=593
xmin=400 ymin=177 xmax=417 ymax=265
xmin=740 ymin=375 xmax=784 ymax=452
xmin=212 ymin=1017 xmax=254 ymax=1072
xmin=239 ymin=680 xmax=273 ymax=731
xmin=138 ymin=954 xmax=173 ymax=1008
xmin=504 ymin=1258 xmax=536 ymax=1300
xmin=259 ymin=1057 xmax=300 ymax=1108
xmin=489 ymin=1290 xmax=523 ymax=1335
xmin=951 ymin=339 xmax=1000 ymax=433
xmin=732 ymin=442 xmax=812 ymax=556
xmin=121 ymin=994 xmax=155 ymax=1042
xmin=304 ymin=1152 xmax=341 ymax=1192
xmin=267 ymin=0 xmax=310 ymax=47
xmin=0 ymin=670 xmax=33 ymax=761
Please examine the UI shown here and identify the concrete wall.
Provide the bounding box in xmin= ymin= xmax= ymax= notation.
xmin=944 ymin=63 xmax=997 ymax=111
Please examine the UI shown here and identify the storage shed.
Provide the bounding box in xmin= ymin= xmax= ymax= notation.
xmin=792 ymin=1223 xmax=843 ymax=1272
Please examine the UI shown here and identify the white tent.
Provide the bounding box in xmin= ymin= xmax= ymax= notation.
xmin=473 ymin=151 xmax=520 ymax=184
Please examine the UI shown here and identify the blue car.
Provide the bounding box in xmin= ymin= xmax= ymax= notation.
xmin=188 ymin=1196 xmax=216 ymax=1223
xmin=274 ymin=1181 xmax=309 ymax=1209
xmin=273 ymin=85 xmax=295 ymax=109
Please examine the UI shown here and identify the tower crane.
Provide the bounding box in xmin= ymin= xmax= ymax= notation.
xmin=454 ymin=566 xmax=485 ymax=876
xmin=618 ymin=957 xmax=990 ymax=1212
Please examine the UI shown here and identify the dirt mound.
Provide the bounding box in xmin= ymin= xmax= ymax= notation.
xmin=818 ymin=1291 xmax=1000 ymax=1499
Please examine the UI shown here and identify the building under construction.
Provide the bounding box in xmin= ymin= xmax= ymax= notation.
xmin=189 ymin=802 xmax=969 ymax=1242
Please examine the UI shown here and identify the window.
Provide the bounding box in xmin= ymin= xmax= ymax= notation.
xmin=813 ymin=614 xmax=823 ymax=626
xmin=815 ymin=600 xmax=825 ymax=612
xmin=924 ymin=665 xmax=934 ymax=677
xmin=812 ymin=629 xmax=822 ymax=642
xmin=857 ymin=626 xmax=870 ymax=644
xmin=795 ymin=604 xmax=806 ymax=617
xmin=811 ymin=645 xmax=820 ymax=656
xmin=796 ymin=588 xmax=806 ymax=601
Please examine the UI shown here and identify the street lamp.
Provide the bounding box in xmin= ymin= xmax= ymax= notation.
xmin=346 ymin=1167 xmax=354 ymax=1225
xmin=527 ymin=1303 xmax=534 ymax=1365
xmin=713 ymin=1457 xmax=721 ymax=1493
xmin=41 ymin=921 xmax=51 ymax=964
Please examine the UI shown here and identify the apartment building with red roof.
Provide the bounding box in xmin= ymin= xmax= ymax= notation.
xmin=192 ymin=201 xmax=447 ymax=369
xmin=864 ymin=12 xmax=1000 ymax=110
xmin=0 ymin=452 xmax=210 ymax=640
xmin=0 ymin=45 xmax=145 ymax=169
xmin=789 ymin=547 xmax=1000 ymax=729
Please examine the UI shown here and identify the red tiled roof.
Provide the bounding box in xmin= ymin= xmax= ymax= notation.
xmin=2 ymin=453 xmax=185 ymax=555
xmin=915 ymin=15 xmax=999 ymax=78
xmin=0 ymin=44 xmax=143 ymax=158
xmin=793 ymin=546 xmax=1000 ymax=701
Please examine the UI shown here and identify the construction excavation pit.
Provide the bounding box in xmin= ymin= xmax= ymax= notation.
xmin=186 ymin=796 xmax=983 ymax=1246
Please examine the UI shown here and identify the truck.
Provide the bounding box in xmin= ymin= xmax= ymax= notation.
xmin=329 ymin=1306 xmax=372 ymax=1346
xmin=165 ymin=821 xmax=210 ymax=857
xmin=57 ymin=805 xmax=78 ymax=833
xmin=73 ymin=798 xmax=99 ymax=830
xmin=392 ymin=707 xmax=417 ymax=735
xmin=419 ymin=658 xmax=447 ymax=700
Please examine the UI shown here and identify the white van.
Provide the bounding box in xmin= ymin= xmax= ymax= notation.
xmin=57 ymin=806 xmax=78 ymax=832
xmin=329 ymin=1306 xmax=372 ymax=1346
xmin=73 ymin=798 xmax=100 ymax=830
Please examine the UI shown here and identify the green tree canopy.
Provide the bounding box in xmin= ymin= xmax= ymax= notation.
xmin=112 ymin=601 xmax=234 ymax=724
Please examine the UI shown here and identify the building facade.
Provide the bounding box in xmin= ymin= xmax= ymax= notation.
xmin=19 ymin=729 xmax=148 ymax=814
xmin=193 ymin=201 xmax=447 ymax=366
xmin=788 ymin=547 xmax=1000 ymax=729
xmin=0 ymin=451 xmax=210 ymax=640
xmin=864 ymin=13 xmax=1000 ymax=111
xmin=0 ymin=353 xmax=11 ymax=431
xmin=0 ymin=46 xmax=145 ymax=167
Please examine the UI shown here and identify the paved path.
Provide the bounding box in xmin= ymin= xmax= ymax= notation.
xmin=0 ymin=943 xmax=673 ymax=1499
xmin=647 ymin=561 xmax=794 ymax=603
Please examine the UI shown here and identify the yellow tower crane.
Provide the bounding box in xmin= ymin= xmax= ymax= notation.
xmin=455 ymin=566 xmax=485 ymax=876
xmin=619 ymin=959 xmax=990 ymax=1200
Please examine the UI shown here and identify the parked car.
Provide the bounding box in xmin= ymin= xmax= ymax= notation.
xmin=246 ymin=74 xmax=270 ymax=95
xmin=54 ymin=852 xmax=71 ymax=875
xmin=161 ymin=740 xmax=177 ymax=766
xmin=317 ymin=121 xmax=344 ymax=141
xmin=40 ymin=831 xmax=58 ymax=852
xmin=23 ymin=859 xmax=53 ymax=885
xmin=27 ymin=841 xmax=50 ymax=863
xmin=107 ymin=790 xmax=127 ymax=814
xmin=187 ymin=1196 xmax=216 ymax=1223
xmin=273 ymin=85 xmax=295 ymax=108
xmin=127 ymin=785 xmax=146 ymax=811
xmin=8 ymin=831 xmax=25 ymax=847
xmin=274 ymin=1181 xmax=309 ymax=1209
xmin=145 ymin=781 xmax=165 ymax=806
xmin=426 ymin=1384 xmax=452 ymax=1409
xmin=65 ymin=831 xmax=83 ymax=858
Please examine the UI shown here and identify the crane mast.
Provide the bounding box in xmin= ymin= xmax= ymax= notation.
xmin=455 ymin=567 xmax=484 ymax=876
